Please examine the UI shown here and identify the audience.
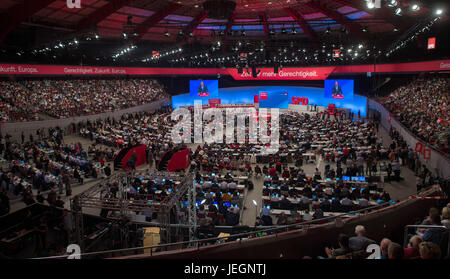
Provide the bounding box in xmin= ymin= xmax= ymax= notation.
xmin=325 ymin=233 xmax=351 ymax=258
xmin=379 ymin=238 xmax=391 ymax=259
xmin=420 ymin=212 xmax=444 ymax=245
xmin=0 ymin=79 xmax=168 ymax=121
xmin=403 ymin=235 xmax=422 ymax=259
xmin=387 ymin=242 xmax=404 ymax=259
xmin=0 ymin=79 xmax=448 ymax=259
xmin=382 ymin=77 xmax=449 ymax=154
xmin=419 ymin=241 xmax=442 ymax=259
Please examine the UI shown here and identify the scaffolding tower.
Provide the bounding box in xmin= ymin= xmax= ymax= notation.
xmin=70 ymin=170 xmax=195 ymax=250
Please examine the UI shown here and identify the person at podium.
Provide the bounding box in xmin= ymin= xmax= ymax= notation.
xmin=198 ymin=81 xmax=209 ymax=97
xmin=332 ymin=81 xmax=343 ymax=98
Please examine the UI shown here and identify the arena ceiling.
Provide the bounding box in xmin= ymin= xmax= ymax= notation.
xmin=0 ymin=0 xmax=448 ymax=43
xmin=0 ymin=0 xmax=448 ymax=67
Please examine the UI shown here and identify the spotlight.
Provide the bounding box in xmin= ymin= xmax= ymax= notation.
xmin=393 ymin=27 xmax=399 ymax=32
xmin=362 ymin=27 xmax=368 ymax=32
xmin=411 ymin=4 xmax=420 ymax=11
xmin=94 ymin=34 xmax=99 ymax=39
xmin=388 ymin=0 xmax=398 ymax=7
xmin=189 ymin=32 xmax=194 ymax=37
xmin=435 ymin=9 xmax=443 ymax=15
xmin=367 ymin=2 xmax=375 ymax=9
xmin=291 ymin=28 xmax=297 ymax=34
xmin=164 ymin=30 xmax=170 ymax=37
xmin=395 ymin=8 xmax=402 ymax=16
xmin=325 ymin=26 xmax=331 ymax=34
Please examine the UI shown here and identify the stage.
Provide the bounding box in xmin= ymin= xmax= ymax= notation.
xmin=172 ymin=85 xmax=367 ymax=116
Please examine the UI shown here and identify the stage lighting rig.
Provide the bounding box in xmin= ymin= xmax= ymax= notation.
xmin=203 ymin=0 xmax=236 ymax=19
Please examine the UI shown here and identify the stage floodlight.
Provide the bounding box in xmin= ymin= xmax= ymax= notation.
xmin=411 ymin=4 xmax=420 ymax=11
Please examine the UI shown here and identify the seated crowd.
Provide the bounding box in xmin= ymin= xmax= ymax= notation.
xmin=0 ymin=127 xmax=111 ymax=215
xmin=319 ymin=203 xmax=450 ymax=259
xmin=0 ymin=92 xmax=448 ymax=258
xmin=382 ymin=77 xmax=449 ymax=154
xmin=0 ymin=78 xmax=168 ymax=121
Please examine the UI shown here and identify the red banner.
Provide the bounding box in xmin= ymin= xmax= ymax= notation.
xmin=254 ymin=95 xmax=259 ymax=104
xmin=228 ymin=67 xmax=335 ymax=80
xmin=208 ymin=99 xmax=221 ymax=108
xmin=0 ymin=59 xmax=449 ymax=79
xmin=428 ymin=37 xmax=436 ymax=50
xmin=333 ymin=49 xmax=341 ymax=58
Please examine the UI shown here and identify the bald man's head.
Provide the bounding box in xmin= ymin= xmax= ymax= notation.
xmin=408 ymin=235 xmax=422 ymax=249
xmin=380 ymin=238 xmax=392 ymax=255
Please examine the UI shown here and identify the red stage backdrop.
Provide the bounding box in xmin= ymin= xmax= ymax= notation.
xmin=0 ymin=59 xmax=449 ymax=79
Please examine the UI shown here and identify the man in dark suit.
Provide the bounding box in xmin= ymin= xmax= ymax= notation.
xmin=332 ymin=81 xmax=343 ymax=98
xmin=198 ymin=81 xmax=209 ymax=96
xmin=349 ymin=225 xmax=376 ymax=251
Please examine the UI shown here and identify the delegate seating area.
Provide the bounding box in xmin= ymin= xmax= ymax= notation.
xmin=0 ymin=78 xmax=168 ymax=122
xmin=0 ymin=127 xmax=110 ymax=215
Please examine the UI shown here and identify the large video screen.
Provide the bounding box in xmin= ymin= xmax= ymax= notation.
xmin=324 ymin=79 xmax=354 ymax=100
xmin=189 ymin=80 xmax=219 ymax=97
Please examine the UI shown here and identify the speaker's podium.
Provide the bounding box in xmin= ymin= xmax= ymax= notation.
xmin=327 ymin=104 xmax=336 ymax=115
